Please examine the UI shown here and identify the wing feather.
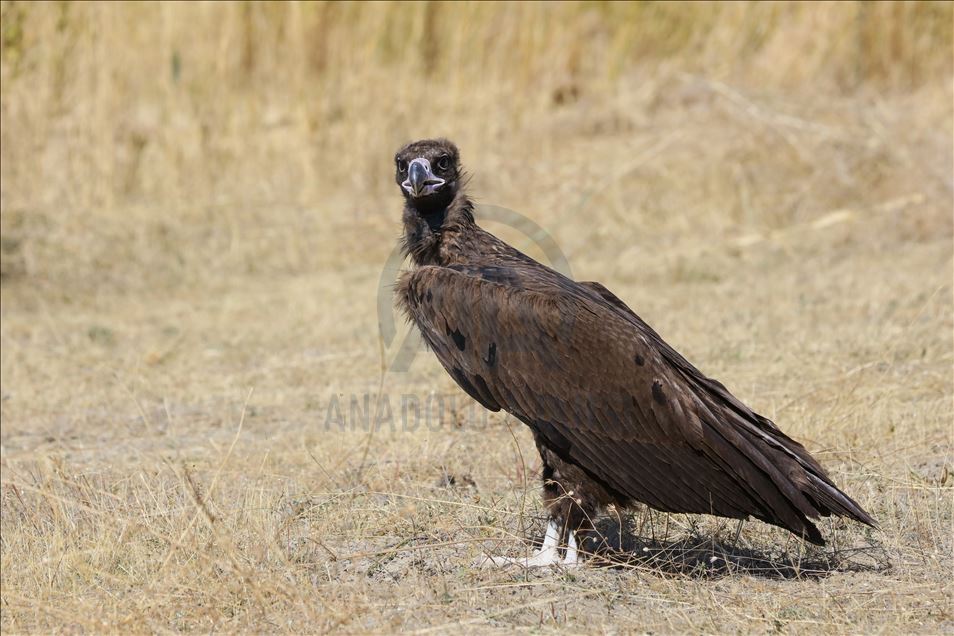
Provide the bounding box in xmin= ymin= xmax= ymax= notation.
xmin=398 ymin=264 xmax=874 ymax=543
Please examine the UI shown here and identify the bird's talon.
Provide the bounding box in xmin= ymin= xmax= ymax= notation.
xmin=476 ymin=519 xmax=583 ymax=569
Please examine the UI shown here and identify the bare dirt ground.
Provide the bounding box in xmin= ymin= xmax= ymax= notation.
xmin=1 ymin=3 xmax=952 ymax=633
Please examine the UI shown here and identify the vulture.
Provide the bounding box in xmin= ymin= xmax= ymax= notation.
xmin=393 ymin=138 xmax=876 ymax=567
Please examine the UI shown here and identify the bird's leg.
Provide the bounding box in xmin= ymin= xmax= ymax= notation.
xmin=562 ymin=526 xmax=579 ymax=565
xmin=474 ymin=445 xmax=596 ymax=568
xmin=475 ymin=518 xmax=581 ymax=568
xmin=516 ymin=518 xmax=561 ymax=567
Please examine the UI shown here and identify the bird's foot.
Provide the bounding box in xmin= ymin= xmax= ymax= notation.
xmin=475 ymin=519 xmax=580 ymax=569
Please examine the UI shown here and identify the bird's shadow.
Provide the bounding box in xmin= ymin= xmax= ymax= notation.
xmin=569 ymin=516 xmax=890 ymax=580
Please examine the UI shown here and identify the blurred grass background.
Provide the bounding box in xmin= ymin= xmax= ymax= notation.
xmin=1 ymin=1 xmax=951 ymax=296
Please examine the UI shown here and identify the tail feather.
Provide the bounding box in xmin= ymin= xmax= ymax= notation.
xmin=806 ymin=473 xmax=878 ymax=528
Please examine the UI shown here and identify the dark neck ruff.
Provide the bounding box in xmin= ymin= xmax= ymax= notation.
xmin=402 ymin=190 xmax=475 ymax=267
xmin=423 ymin=210 xmax=446 ymax=233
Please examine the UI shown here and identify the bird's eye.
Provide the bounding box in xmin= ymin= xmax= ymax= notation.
xmin=397 ymin=159 xmax=408 ymax=174
xmin=436 ymin=156 xmax=451 ymax=172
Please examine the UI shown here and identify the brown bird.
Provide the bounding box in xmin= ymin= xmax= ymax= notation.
xmin=393 ymin=138 xmax=876 ymax=567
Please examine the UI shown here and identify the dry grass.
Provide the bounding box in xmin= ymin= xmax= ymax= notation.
xmin=1 ymin=1 xmax=953 ymax=633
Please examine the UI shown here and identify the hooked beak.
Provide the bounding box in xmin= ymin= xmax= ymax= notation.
xmin=402 ymin=158 xmax=446 ymax=198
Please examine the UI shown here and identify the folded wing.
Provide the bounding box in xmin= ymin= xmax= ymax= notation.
xmin=398 ymin=264 xmax=876 ymax=544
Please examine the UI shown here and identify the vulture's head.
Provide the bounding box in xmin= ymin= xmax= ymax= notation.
xmin=394 ymin=138 xmax=462 ymax=216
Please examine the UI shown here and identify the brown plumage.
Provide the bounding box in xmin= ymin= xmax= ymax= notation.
xmin=393 ymin=138 xmax=876 ymax=556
